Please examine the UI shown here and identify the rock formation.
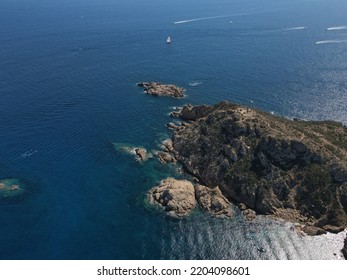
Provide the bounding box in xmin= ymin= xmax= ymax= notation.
xmin=157 ymin=151 xmax=176 ymax=164
xmin=195 ymin=185 xmax=232 ymax=217
xmin=170 ymin=101 xmax=347 ymax=234
xmin=137 ymin=82 xmax=185 ymax=98
xmin=148 ymin=178 xmax=196 ymax=217
xmin=113 ymin=143 xmax=150 ymax=162
xmin=148 ymin=178 xmax=232 ymax=218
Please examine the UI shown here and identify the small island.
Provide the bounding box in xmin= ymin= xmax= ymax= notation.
xmin=137 ymin=82 xmax=185 ymax=98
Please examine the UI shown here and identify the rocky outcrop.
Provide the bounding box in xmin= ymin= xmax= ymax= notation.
xmin=148 ymin=178 xmax=196 ymax=217
xmin=170 ymin=101 xmax=347 ymax=234
xmin=0 ymin=179 xmax=24 ymax=199
xmin=175 ymin=104 xmax=214 ymax=121
xmin=137 ymin=82 xmax=185 ymax=98
xmin=195 ymin=185 xmax=232 ymax=217
xmin=238 ymin=203 xmax=256 ymax=221
xmin=148 ymin=178 xmax=233 ymax=218
xmin=135 ymin=148 xmax=147 ymax=161
xmin=157 ymin=151 xmax=176 ymax=164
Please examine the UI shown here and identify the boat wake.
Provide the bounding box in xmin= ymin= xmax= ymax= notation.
xmin=282 ymin=26 xmax=307 ymax=31
xmin=174 ymin=13 xmax=246 ymax=25
xmin=315 ymin=40 xmax=347 ymax=45
xmin=327 ymin=26 xmax=347 ymax=31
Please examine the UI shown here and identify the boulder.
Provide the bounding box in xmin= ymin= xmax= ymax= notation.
xmin=148 ymin=178 xmax=196 ymax=217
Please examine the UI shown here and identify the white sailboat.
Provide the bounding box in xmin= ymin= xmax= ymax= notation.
xmin=166 ymin=36 xmax=171 ymax=44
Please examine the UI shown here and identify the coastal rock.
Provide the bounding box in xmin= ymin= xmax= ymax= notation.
xmin=171 ymin=101 xmax=347 ymax=234
xmin=0 ymin=179 xmax=24 ymax=199
xmin=238 ymin=203 xmax=256 ymax=221
xmin=113 ymin=143 xmax=149 ymax=162
xmin=148 ymin=178 xmax=196 ymax=217
xmin=177 ymin=104 xmax=214 ymax=121
xmin=195 ymin=185 xmax=232 ymax=217
xmin=135 ymin=148 xmax=147 ymax=161
xmin=137 ymin=82 xmax=185 ymax=98
xmin=162 ymin=139 xmax=174 ymax=153
xmin=157 ymin=151 xmax=176 ymax=164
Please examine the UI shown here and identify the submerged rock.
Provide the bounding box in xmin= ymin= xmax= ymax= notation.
xmin=148 ymin=178 xmax=196 ymax=217
xmin=0 ymin=179 xmax=25 ymax=199
xmin=137 ymin=82 xmax=185 ymax=98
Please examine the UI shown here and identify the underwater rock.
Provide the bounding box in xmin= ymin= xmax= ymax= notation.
xmin=0 ymin=179 xmax=25 ymax=199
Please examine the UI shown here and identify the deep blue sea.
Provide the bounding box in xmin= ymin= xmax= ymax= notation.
xmin=0 ymin=0 xmax=346 ymax=259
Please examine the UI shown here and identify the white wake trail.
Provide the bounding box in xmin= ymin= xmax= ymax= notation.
xmin=283 ymin=26 xmax=307 ymax=31
xmin=174 ymin=13 xmax=246 ymax=24
xmin=327 ymin=26 xmax=347 ymax=31
xmin=315 ymin=39 xmax=347 ymax=45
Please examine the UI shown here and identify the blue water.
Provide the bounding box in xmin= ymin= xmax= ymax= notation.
xmin=0 ymin=0 xmax=346 ymax=259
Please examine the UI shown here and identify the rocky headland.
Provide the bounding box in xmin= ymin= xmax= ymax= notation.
xmin=167 ymin=101 xmax=347 ymax=235
xmin=137 ymin=82 xmax=185 ymax=98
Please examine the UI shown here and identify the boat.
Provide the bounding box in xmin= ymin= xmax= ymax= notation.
xmin=166 ymin=36 xmax=171 ymax=44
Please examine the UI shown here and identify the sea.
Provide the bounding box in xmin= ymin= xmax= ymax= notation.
xmin=0 ymin=0 xmax=346 ymax=260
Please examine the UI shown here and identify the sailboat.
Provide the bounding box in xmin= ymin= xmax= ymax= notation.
xmin=166 ymin=36 xmax=171 ymax=44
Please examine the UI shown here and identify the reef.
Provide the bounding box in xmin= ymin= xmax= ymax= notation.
xmin=0 ymin=179 xmax=25 ymax=199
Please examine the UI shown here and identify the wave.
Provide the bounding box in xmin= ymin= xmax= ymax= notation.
xmin=315 ymin=40 xmax=347 ymax=45
xmin=174 ymin=13 xmax=247 ymax=25
xmin=327 ymin=26 xmax=347 ymax=31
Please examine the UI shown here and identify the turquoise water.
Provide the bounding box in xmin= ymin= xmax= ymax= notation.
xmin=0 ymin=0 xmax=346 ymax=259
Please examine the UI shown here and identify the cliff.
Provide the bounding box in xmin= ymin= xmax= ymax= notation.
xmin=170 ymin=101 xmax=347 ymax=234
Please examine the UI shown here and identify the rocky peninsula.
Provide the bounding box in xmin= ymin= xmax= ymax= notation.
xmin=167 ymin=101 xmax=347 ymax=235
xmin=137 ymin=82 xmax=185 ymax=98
